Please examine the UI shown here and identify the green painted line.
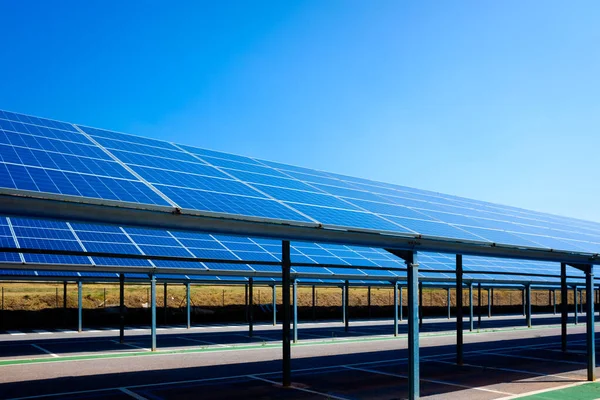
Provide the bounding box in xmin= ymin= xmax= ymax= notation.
xmin=515 ymin=381 xmax=600 ymax=399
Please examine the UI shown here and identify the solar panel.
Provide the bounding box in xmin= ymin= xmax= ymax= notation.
xmin=1 ymin=110 xmax=599 ymax=259
xmin=0 ymin=213 xmax=588 ymax=285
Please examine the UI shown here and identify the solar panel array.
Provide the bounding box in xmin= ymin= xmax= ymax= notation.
xmin=1 ymin=110 xmax=600 ymax=258
xmin=0 ymin=215 xmax=585 ymax=285
xmin=0 ymin=108 xmax=598 ymax=283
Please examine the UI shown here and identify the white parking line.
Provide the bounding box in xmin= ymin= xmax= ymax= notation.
xmin=32 ymin=330 xmax=52 ymax=335
xmin=344 ymin=365 xmax=514 ymax=395
xmin=431 ymin=359 xmax=577 ymax=381
xmin=7 ymin=331 xmax=25 ymax=336
xmin=248 ymin=375 xmax=351 ymax=400
xmin=30 ymin=344 xmax=59 ymax=358
xmin=479 ymin=351 xmax=586 ymax=366
xmin=111 ymin=340 xmax=150 ymax=352
xmin=494 ymin=380 xmax=590 ymax=400
xmin=176 ymin=336 xmax=229 ymax=348
xmin=119 ymin=387 xmax=149 ymax=400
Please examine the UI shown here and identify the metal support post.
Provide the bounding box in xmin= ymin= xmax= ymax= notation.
xmin=487 ymin=288 xmax=491 ymax=318
xmin=151 ymin=275 xmax=156 ymax=351
xmin=163 ymin=282 xmax=167 ymax=325
xmin=561 ymin=263 xmax=568 ymax=352
xmin=77 ymin=281 xmax=82 ymax=333
xmin=394 ymin=282 xmax=399 ymax=336
xmin=293 ymin=279 xmax=298 ymax=344
xmin=344 ymin=280 xmax=349 ymax=332
xmin=368 ymin=286 xmax=372 ymax=318
xmin=282 ymin=241 xmax=291 ymax=387
xmin=456 ymin=255 xmax=463 ymax=365
xmin=186 ymin=282 xmax=191 ymax=329
xmin=469 ymin=283 xmax=473 ymax=332
xmin=119 ymin=273 xmax=125 ymax=343
xmin=522 ymin=289 xmax=526 ymax=316
xmin=399 ymin=286 xmax=403 ymax=321
xmin=447 ymin=288 xmax=451 ymax=319
xmin=248 ymin=277 xmax=254 ymax=337
xmin=585 ymin=265 xmax=595 ymax=381
xmin=341 ymin=285 xmax=346 ymax=325
xmin=526 ymin=284 xmax=532 ymax=328
xmin=553 ymin=289 xmax=557 ymax=315
xmin=477 ymin=283 xmax=482 ymax=329
xmin=272 ymin=285 xmax=277 ymax=326
xmin=407 ymin=252 xmax=420 ymax=400
xmin=312 ymin=285 xmax=316 ymax=320
xmin=418 ymin=282 xmax=423 ymax=327
xmin=575 ymin=287 xmax=579 ymax=325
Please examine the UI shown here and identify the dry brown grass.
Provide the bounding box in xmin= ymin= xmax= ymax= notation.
xmin=0 ymin=282 xmax=586 ymax=311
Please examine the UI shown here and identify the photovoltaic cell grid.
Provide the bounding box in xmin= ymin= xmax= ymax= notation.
xmin=0 ymin=216 xmax=585 ymax=284
xmin=1 ymin=110 xmax=600 ymax=259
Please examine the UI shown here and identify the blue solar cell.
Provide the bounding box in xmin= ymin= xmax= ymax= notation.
xmin=111 ymin=150 xmax=228 ymax=179
xmin=80 ymin=126 xmax=179 ymax=151
xmin=24 ymin=254 xmax=90 ymax=265
xmin=225 ymin=170 xmax=318 ymax=192
xmin=290 ymin=204 xmax=408 ymax=232
xmin=0 ymin=253 xmax=22 ymax=262
xmin=256 ymin=185 xmax=361 ymax=210
xmin=93 ymin=257 xmax=152 ymax=267
xmin=156 ymin=185 xmax=311 ymax=221
xmin=204 ymin=262 xmax=253 ymax=271
xmin=458 ymin=227 xmax=547 ymax=248
xmin=84 ymin=242 xmax=141 ymax=254
xmin=139 ymin=168 xmax=266 ymax=197
xmin=139 ymin=245 xmax=191 ymax=257
xmin=126 ymin=235 xmax=181 ymax=247
xmin=197 ymin=156 xmax=288 ymax=177
xmin=177 ymin=144 xmax=266 ymax=166
xmin=385 ymin=217 xmax=488 ymax=242
xmin=0 ymin=269 xmax=36 ymax=276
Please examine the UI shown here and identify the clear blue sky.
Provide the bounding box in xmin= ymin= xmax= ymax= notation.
xmin=1 ymin=1 xmax=599 ymax=221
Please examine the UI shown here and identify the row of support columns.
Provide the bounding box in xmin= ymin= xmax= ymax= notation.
xmin=64 ymin=249 xmax=596 ymax=400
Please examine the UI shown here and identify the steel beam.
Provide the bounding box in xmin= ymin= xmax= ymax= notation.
xmin=282 ymin=241 xmax=291 ymax=387
xmin=406 ymin=252 xmax=420 ymax=400
xmin=119 ymin=273 xmax=125 ymax=343
xmin=77 ymin=281 xmax=82 ymax=333
xmin=186 ymin=282 xmax=191 ymax=329
xmin=293 ymin=279 xmax=298 ymax=344
xmin=456 ymin=255 xmax=463 ymax=365
xmin=561 ymin=263 xmax=568 ymax=352
xmin=394 ymin=282 xmax=399 ymax=336
xmin=151 ymin=275 xmax=156 ymax=351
